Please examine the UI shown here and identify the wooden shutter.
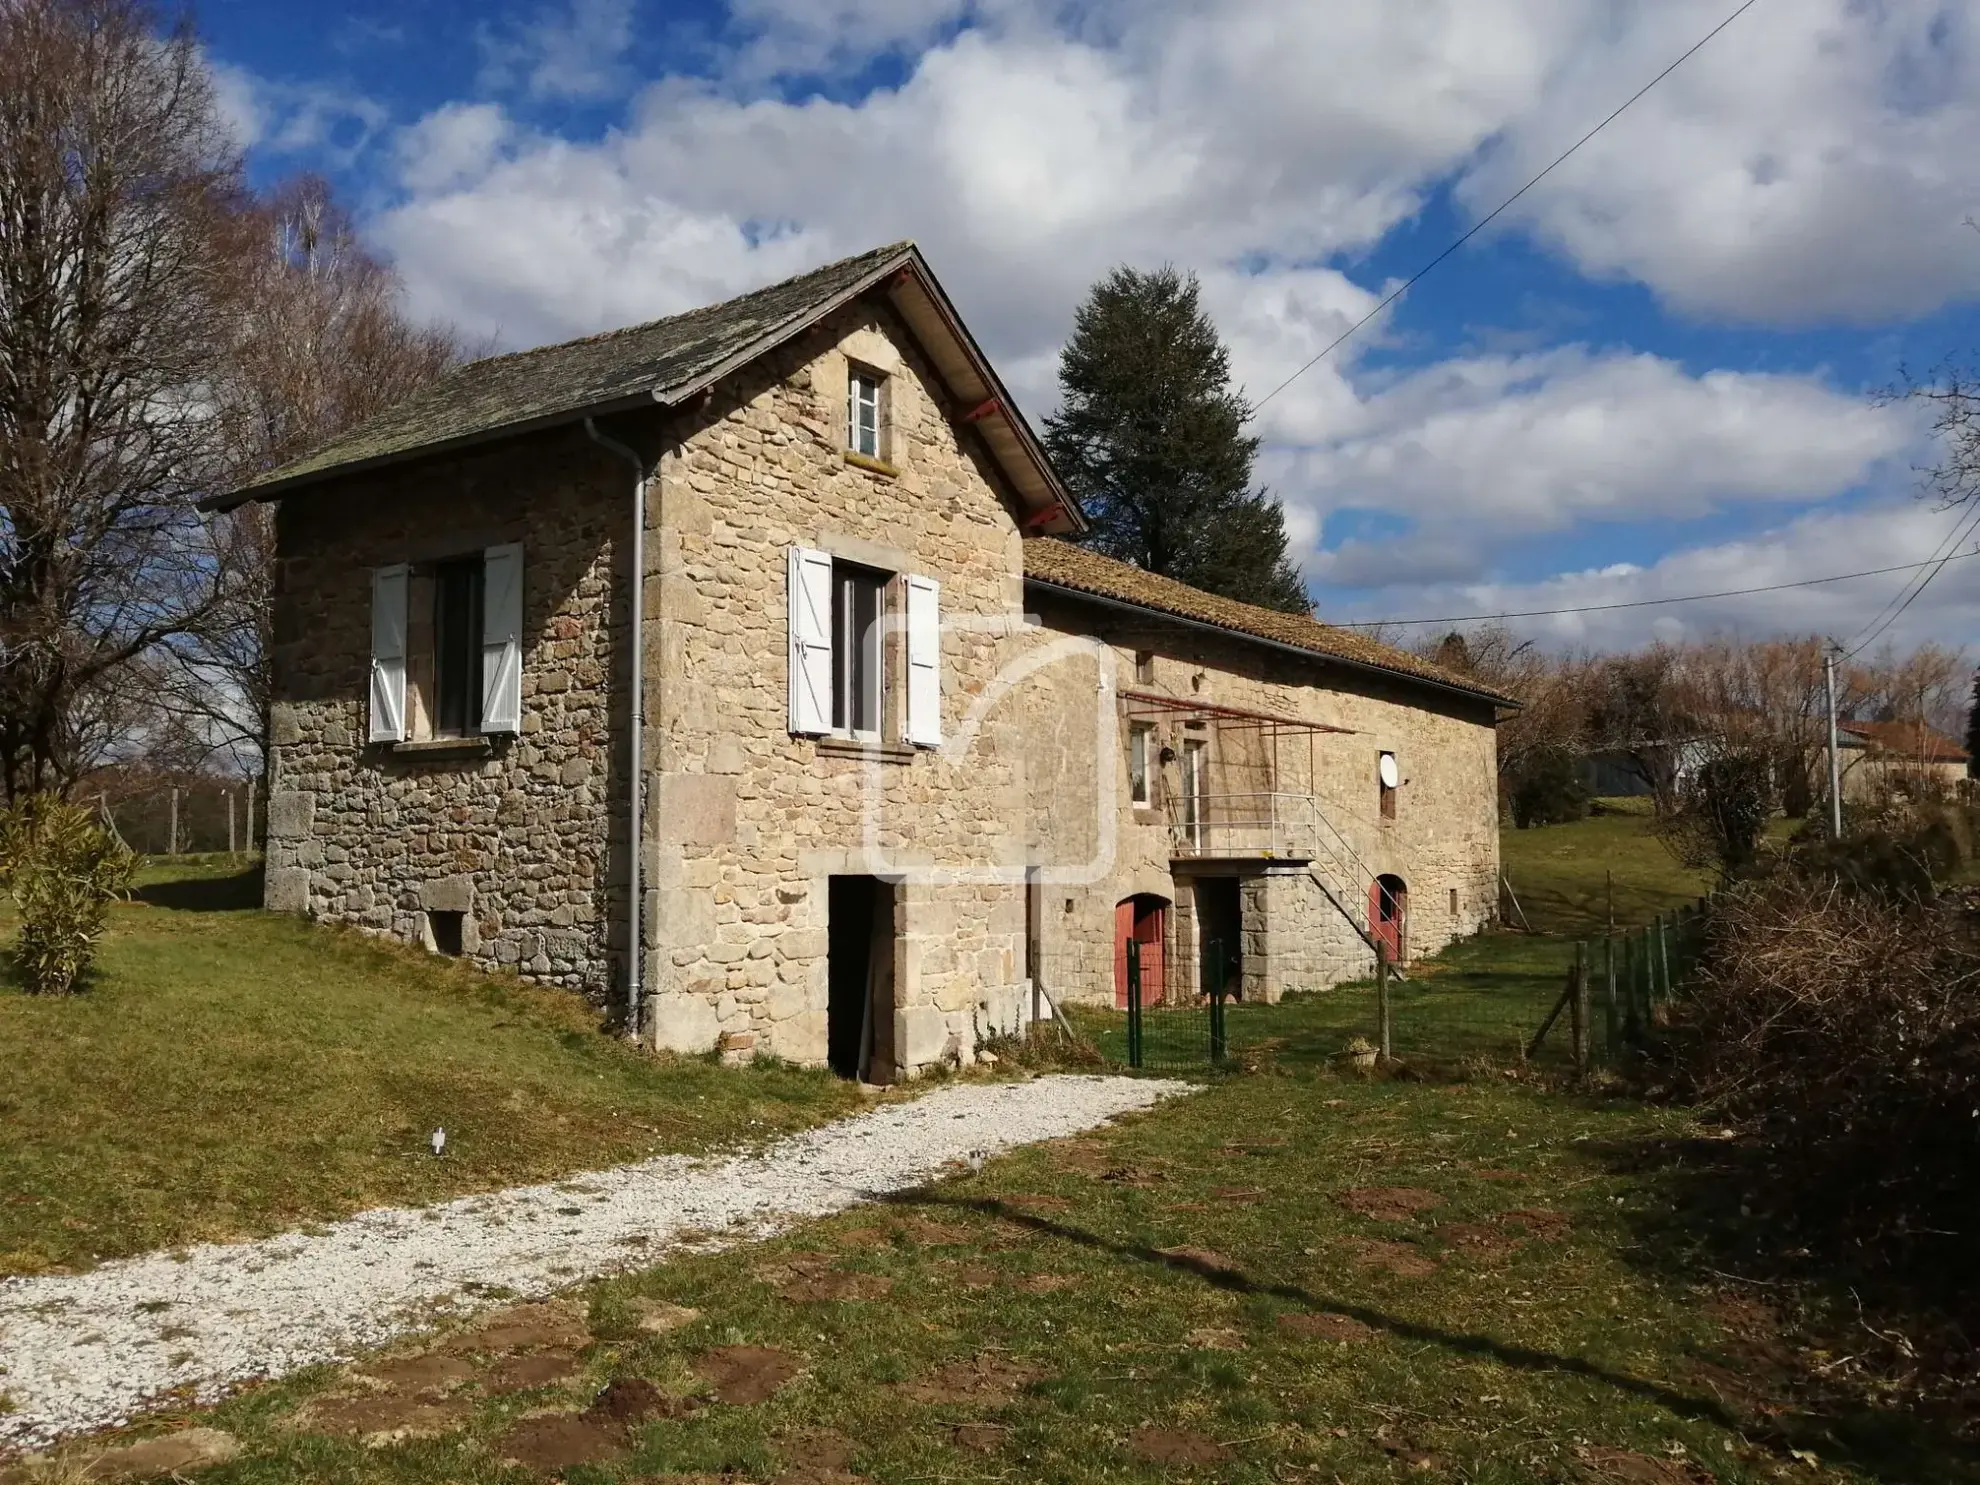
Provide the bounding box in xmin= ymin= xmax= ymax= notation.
xmin=904 ymin=573 xmax=941 ymax=748
xmin=788 ymin=546 xmax=833 ymax=735
xmin=481 ymin=543 xmax=524 ymax=734
xmin=369 ymin=564 xmax=409 ymax=744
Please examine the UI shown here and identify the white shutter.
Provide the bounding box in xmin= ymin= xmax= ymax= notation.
xmin=369 ymin=564 xmax=409 ymax=744
xmin=788 ymin=545 xmax=834 ymax=735
xmin=905 ymin=573 xmax=941 ymax=748
xmin=481 ymin=542 xmax=524 ymax=734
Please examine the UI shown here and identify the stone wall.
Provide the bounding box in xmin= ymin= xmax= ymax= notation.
xmin=1018 ymin=589 xmax=1501 ymax=1008
xmin=263 ymin=433 xmax=626 ymax=995
xmin=642 ymin=303 xmax=1033 ymax=1074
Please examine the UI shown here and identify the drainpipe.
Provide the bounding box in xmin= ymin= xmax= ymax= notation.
xmin=584 ymin=417 xmax=653 ymax=1042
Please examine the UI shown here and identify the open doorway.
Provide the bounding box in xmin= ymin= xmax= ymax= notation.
xmin=1195 ymin=875 xmax=1242 ymax=999
xmin=828 ymin=875 xmax=895 ymax=1081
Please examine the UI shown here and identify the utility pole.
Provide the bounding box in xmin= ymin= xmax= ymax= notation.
xmin=1824 ymin=645 xmax=1844 ymax=838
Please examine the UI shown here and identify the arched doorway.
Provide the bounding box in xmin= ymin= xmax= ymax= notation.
xmin=1369 ymin=874 xmax=1408 ymax=963
xmin=1113 ymin=894 xmax=1169 ymax=1008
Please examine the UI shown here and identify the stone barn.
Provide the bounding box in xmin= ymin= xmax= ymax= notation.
xmin=211 ymin=242 xmax=1509 ymax=1080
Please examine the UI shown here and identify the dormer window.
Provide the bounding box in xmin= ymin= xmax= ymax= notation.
xmin=848 ymin=369 xmax=883 ymax=458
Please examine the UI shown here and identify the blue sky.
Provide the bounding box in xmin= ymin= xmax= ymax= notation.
xmin=203 ymin=0 xmax=1980 ymax=650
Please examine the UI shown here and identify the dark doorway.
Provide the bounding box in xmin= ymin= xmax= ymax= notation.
xmin=1196 ymin=876 xmax=1242 ymax=999
xmin=828 ymin=875 xmax=895 ymax=1081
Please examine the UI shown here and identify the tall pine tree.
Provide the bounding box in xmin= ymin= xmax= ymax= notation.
xmin=1044 ymin=266 xmax=1310 ymax=614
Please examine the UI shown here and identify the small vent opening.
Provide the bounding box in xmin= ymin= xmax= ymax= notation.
xmin=429 ymin=910 xmax=465 ymax=958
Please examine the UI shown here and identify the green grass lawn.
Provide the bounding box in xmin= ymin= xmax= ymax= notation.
xmin=1501 ymin=800 xmax=1717 ymax=938
xmin=0 ymin=858 xmax=865 ymax=1277
xmin=21 ymin=1074 xmax=1967 ymax=1484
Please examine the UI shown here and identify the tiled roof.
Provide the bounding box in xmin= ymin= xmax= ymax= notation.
xmin=1839 ymin=719 xmax=1970 ymax=763
xmin=216 ymin=243 xmax=919 ymax=504
xmin=1021 ymin=538 xmax=1515 ymax=706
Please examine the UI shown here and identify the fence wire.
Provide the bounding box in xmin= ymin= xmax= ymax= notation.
xmin=97 ymin=783 xmax=261 ymax=858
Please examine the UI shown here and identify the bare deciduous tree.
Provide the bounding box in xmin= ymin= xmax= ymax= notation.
xmin=0 ymin=0 xmax=242 ymax=798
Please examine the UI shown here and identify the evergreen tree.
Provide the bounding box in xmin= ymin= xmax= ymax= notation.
xmin=1966 ymin=670 xmax=1980 ymax=779
xmin=1044 ymin=266 xmax=1310 ymax=614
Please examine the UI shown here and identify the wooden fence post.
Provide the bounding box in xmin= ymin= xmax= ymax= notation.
xmin=1570 ymin=942 xmax=1589 ymax=1078
xmin=168 ymin=787 xmax=179 ymax=857
xmin=1602 ymin=934 xmax=1618 ymax=1062
xmin=228 ymin=791 xmax=237 ymax=856
xmin=246 ymin=775 xmax=257 ymax=851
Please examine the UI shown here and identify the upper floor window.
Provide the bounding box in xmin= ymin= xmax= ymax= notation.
xmin=1378 ymin=750 xmax=1398 ymax=820
xmin=432 ymin=557 xmax=484 ymax=737
xmin=1134 ymin=650 xmax=1155 ymax=684
xmin=369 ymin=544 xmax=522 ymax=746
xmin=848 ymin=369 xmax=883 ymax=458
xmin=1129 ymin=723 xmax=1154 ymax=805
xmin=833 ymin=561 xmax=886 ymax=737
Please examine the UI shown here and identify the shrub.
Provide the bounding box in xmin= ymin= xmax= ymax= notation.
xmin=1508 ymin=749 xmax=1588 ymax=829
xmin=1657 ymin=751 xmax=1771 ymax=878
xmin=0 ymin=794 xmax=135 ymax=994
xmin=1670 ymin=879 xmax=1980 ymax=1301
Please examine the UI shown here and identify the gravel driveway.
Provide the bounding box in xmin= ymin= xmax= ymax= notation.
xmin=0 ymin=1074 xmax=1189 ymax=1451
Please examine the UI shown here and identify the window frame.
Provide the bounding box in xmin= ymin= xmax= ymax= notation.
xmin=847 ymin=367 xmax=883 ymax=459
xmin=1378 ymin=750 xmax=1398 ymax=821
xmin=830 ymin=559 xmax=888 ymax=740
xmin=1128 ymin=722 xmax=1154 ymax=806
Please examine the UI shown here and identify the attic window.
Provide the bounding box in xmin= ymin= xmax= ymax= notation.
xmin=848 ymin=369 xmax=883 ymax=458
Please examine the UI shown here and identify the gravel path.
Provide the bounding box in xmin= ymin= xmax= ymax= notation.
xmin=0 ymin=1075 xmax=1189 ymax=1451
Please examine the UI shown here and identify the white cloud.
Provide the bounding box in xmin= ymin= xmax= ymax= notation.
xmin=1336 ymin=500 xmax=1980 ymax=653
xmin=1467 ymin=0 xmax=1980 ymax=324
xmin=478 ymin=0 xmax=637 ymax=102
xmin=394 ymin=103 xmax=516 ymax=196
xmin=1274 ymin=349 xmax=1916 ymax=578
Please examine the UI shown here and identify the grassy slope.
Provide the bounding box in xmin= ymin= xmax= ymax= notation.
xmin=0 ymin=859 xmax=863 ymax=1276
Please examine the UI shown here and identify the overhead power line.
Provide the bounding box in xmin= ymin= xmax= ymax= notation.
xmin=1252 ymin=0 xmax=1766 ymax=414
xmin=1342 ymin=547 xmax=1980 ymax=629
xmin=1841 ymin=503 xmax=1980 ymax=659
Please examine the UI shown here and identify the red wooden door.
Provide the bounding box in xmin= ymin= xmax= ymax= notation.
xmin=1369 ymin=878 xmax=1406 ymax=963
xmin=1135 ymin=899 xmax=1166 ymax=1006
xmin=1113 ymin=899 xmax=1134 ymax=1008
xmin=1114 ymin=897 xmax=1167 ymax=1008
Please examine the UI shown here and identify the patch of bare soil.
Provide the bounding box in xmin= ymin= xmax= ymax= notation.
xmin=630 ymin=1299 xmax=702 ymax=1335
xmin=777 ymin=1427 xmax=856 ymax=1471
xmin=1574 ymin=1445 xmax=1715 ymax=1483
xmin=1338 ymin=1186 xmax=1444 ymax=1222
xmin=1100 ymin=1166 xmax=1167 ymax=1188
xmin=352 ymin=1353 xmax=477 ymax=1396
xmin=952 ymin=1421 xmax=1007 ymax=1453
xmin=693 ymin=1345 xmax=802 ymax=1405
xmin=486 ymin=1348 xmax=584 ymax=1393
xmin=779 ymin=1271 xmax=895 ymax=1303
xmin=900 ymin=1353 xmax=1043 ymax=1405
xmin=584 ymin=1377 xmax=695 ymax=1428
xmin=1344 ymin=1238 xmax=1439 ymax=1278
xmin=441 ymin=1300 xmax=591 ymax=1355
xmin=1371 ymin=1423 xmax=1442 ymax=1472
xmin=1497 ymin=1208 xmax=1571 ymax=1238
xmin=1127 ymin=1425 xmax=1234 ymax=1465
xmin=495 ymin=1412 xmax=627 ymax=1473
xmin=299 ymin=1392 xmax=471 ymax=1446
xmin=1051 ymin=1140 xmax=1114 ymax=1173
xmin=37 ymin=1428 xmax=242 ymax=1482
xmin=1436 ymin=1221 xmax=1526 ymax=1260
xmin=1156 ymin=1246 xmax=1243 ymax=1277
xmin=1279 ymin=1311 xmax=1375 ymax=1343
xmin=949 ymin=1262 xmax=1002 ymax=1289
xmin=887 ymin=1216 xmax=976 ymax=1246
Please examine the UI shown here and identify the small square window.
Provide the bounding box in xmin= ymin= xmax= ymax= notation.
xmin=1134 ymin=650 xmax=1155 ymax=684
xmin=1449 ymin=886 xmax=1459 ymax=915
xmin=428 ymin=910 xmax=465 ymax=957
xmin=847 ymin=369 xmax=883 ymax=458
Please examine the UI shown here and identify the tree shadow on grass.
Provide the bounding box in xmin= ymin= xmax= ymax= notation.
xmin=132 ymin=864 xmax=263 ymax=912
xmin=887 ymin=1189 xmax=1980 ymax=1485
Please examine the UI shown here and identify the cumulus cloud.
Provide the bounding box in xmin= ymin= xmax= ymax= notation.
xmin=1331 ymin=500 xmax=1980 ymax=653
xmin=478 ymin=0 xmax=638 ymax=102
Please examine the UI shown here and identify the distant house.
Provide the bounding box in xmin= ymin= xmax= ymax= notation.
xmin=1836 ymin=719 xmax=1970 ymax=799
xmin=207 ymin=243 xmax=1511 ymax=1080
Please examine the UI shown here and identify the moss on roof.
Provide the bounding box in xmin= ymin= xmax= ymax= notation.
xmin=229 ymin=242 xmax=916 ymax=499
xmin=1022 ymin=537 xmax=1515 ymax=707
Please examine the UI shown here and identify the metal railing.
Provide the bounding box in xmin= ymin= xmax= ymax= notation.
xmin=1166 ymin=790 xmax=1396 ymax=964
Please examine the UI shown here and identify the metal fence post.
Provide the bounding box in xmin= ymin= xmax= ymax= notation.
xmin=1209 ymin=939 xmax=1228 ymax=1065
xmin=1570 ymin=941 xmax=1589 ymax=1078
xmin=1126 ymin=936 xmax=1143 ymax=1070
xmin=1376 ymin=940 xmax=1392 ymax=1062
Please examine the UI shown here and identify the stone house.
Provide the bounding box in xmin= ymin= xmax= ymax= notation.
xmin=1836 ymin=719 xmax=1970 ymax=800
xmin=211 ymin=243 xmax=1509 ymax=1080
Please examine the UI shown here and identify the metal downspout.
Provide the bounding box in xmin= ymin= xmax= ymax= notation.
xmin=584 ymin=418 xmax=652 ymax=1041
